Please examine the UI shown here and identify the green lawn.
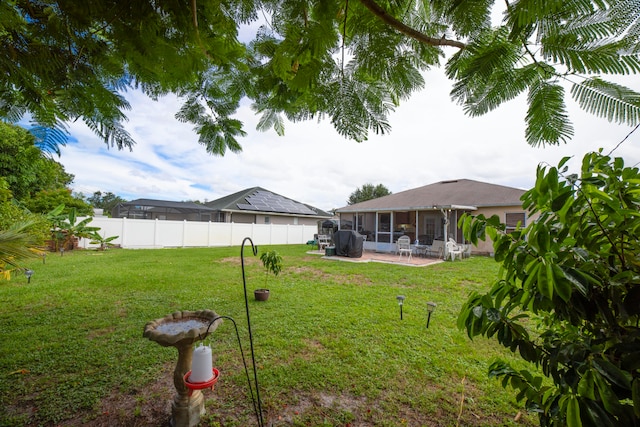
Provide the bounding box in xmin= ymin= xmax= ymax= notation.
xmin=0 ymin=245 xmax=537 ymax=426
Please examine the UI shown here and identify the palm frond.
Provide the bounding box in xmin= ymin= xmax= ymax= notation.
xmin=29 ymin=122 xmax=69 ymax=157
xmin=542 ymin=34 xmax=640 ymax=74
xmin=0 ymin=220 xmax=43 ymax=277
xmin=255 ymin=109 xmax=285 ymax=135
xmin=526 ymin=79 xmax=574 ymax=146
xmin=506 ymin=0 xmax=598 ymax=39
xmin=430 ymin=0 xmax=494 ymax=38
xmin=327 ymin=76 xmax=394 ymax=142
xmin=447 ymin=27 xmax=528 ymax=114
xmin=456 ymin=63 xmax=540 ymax=116
xmin=82 ymin=117 xmax=136 ymax=151
xmin=570 ymin=77 xmax=640 ymax=125
xmin=196 ymin=116 xmax=246 ymax=155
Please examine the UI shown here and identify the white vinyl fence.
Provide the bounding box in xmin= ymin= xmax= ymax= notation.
xmin=78 ymin=217 xmax=318 ymax=249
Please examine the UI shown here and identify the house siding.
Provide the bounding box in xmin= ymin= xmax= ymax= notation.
xmin=336 ymin=179 xmax=536 ymax=257
xmin=469 ymin=206 xmax=526 ymax=254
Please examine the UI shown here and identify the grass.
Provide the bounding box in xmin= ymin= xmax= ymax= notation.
xmin=0 ymin=245 xmax=537 ymax=426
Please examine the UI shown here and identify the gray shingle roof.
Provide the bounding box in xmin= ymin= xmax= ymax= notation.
xmin=336 ymin=179 xmax=526 ymax=212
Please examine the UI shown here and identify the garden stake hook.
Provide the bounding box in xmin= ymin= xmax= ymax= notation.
xmin=241 ymin=237 xmax=265 ymax=427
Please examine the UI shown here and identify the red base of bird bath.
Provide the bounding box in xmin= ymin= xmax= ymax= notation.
xmin=183 ymin=368 xmax=220 ymax=396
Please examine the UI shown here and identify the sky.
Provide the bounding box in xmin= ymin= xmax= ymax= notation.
xmin=57 ymin=66 xmax=640 ymax=213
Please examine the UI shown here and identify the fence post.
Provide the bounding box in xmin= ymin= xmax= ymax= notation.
xmin=154 ymin=218 xmax=159 ymax=248
xmin=121 ymin=217 xmax=127 ymax=248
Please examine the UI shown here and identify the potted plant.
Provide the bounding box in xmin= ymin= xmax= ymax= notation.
xmin=256 ymin=250 xmax=283 ymax=301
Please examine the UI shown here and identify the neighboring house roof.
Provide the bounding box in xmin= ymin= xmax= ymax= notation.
xmin=117 ymin=199 xmax=216 ymax=213
xmin=205 ymin=187 xmax=332 ymax=217
xmin=336 ymin=179 xmax=527 ymax=212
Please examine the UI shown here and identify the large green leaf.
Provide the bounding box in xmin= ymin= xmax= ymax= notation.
xmin=566 ymin=395 xmax=582 ymax=427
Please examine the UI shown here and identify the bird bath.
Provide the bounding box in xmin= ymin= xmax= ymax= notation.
xmin=143 ymin=310 xmax=221 ymax=427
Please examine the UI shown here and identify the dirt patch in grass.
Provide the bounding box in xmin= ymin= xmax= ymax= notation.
xmin=54 ymin=363 xmax=174 ymax=427
xmin=287 ymin=265 xmax=373 ymax=286
xmin=44 ymin=369 xmax=531 ymax=427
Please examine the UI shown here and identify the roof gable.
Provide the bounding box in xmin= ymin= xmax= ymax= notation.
xmin=337 ymin=179 xmax=526 ymax=212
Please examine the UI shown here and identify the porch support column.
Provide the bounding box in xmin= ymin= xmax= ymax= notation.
xmin=375 ymin=211 xmax=379 ymax=245
xmin=440 ymin=208 xmax=449 ymax=259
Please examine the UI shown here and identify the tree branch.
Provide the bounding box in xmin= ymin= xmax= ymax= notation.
xmin=358 ymin=0 xmax=466 ymax=49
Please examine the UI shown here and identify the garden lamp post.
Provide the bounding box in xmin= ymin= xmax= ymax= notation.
xmin=426 ymin=302 xmax=437 ymax=328
xmin=25 ymin=269 xmax=34 ymax=284
xmin=396 ymin=295 xmax=406 ymax=320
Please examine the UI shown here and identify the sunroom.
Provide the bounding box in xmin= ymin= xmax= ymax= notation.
xmin=337 ymin=205 xmax=475 ymax=253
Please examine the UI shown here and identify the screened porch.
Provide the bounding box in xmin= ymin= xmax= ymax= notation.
xmin=338 ymin=206 xmax=475 ymax=254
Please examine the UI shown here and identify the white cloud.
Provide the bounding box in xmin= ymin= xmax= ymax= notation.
xmin=59 ymin=67 xmax=640 ymax=211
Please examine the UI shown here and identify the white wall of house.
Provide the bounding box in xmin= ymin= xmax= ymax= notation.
xmin=79 ymin=217 xmax=317 ymax=249
xmin=255 ymin=214 xmax=318 ymax=226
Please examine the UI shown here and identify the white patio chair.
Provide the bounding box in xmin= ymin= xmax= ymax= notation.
xmin=397 ymin=236 xmax=412 ymax=260
xmin=446 ymin=239 xmax=464 ymax=261
xmin=317 ymin=234 xmax=331 ymax=252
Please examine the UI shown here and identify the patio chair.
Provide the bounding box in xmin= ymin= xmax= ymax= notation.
xmin=397 ymin=235 xmax=412 ymax=260
xmin=427 ymin=239 xmax=445 ymax=258
xmin=461 ymin=243 xmax=472 ymax=258
xmin=446 ymin=239 xmax=464 ymax=261
xmin=317 ymin=234 xmax=331 ymax=252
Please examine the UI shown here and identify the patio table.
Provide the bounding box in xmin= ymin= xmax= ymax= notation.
xmin=414 ymin=244 xmax=429 ymax=258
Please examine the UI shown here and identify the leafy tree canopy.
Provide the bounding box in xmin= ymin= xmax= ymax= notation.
xmin=459 ymin=151 xmax=640 ymax=426
xmin=348 ymin=183 xmax=392 ymax=205
xmin=0 ymin=122 xmax=73 ymax=200
xmin=3 ymin=0 xmax=640 ymax=154
xmin=84 ymin=191 xmax=127 ymax=214
xmin=23 ymin=189 xmax=93 ymax=216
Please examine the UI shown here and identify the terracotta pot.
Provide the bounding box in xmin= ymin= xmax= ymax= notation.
xmin=254 ymin=289 xmax=270 ymax=301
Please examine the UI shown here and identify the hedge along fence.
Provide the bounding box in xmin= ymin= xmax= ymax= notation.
xmin=77 ymin=217 xmax=319 ymax=249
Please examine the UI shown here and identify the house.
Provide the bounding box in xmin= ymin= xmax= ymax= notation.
xmin=205 ymin=187 xmax=332 ymax=226
xmin=112 ymin=199 xmax=217 ymax=221
xmin=335 ymin=179 xmax=530 ymax=255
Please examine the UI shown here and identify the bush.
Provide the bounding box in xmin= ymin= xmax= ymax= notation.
xmin=458 ymin=151 xmax=640 ymax=426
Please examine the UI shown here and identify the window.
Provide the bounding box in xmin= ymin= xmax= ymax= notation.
xmin=505 ymin=212 xmax=526 ymax=231
xmin=378 ymin=213 xmax=391 ymax=232
xmin=264 ymin=216 xmax=270 ymax=224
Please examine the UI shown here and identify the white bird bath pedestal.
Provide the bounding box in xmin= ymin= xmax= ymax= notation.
xmin=143 ymin=310 xmax=221 ymax=427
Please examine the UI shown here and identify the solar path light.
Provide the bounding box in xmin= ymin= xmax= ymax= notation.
xmin=396 ymin=295 xmax=406 ymax=320
xmin=426 ymin=302 xmax=437 ymax=328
